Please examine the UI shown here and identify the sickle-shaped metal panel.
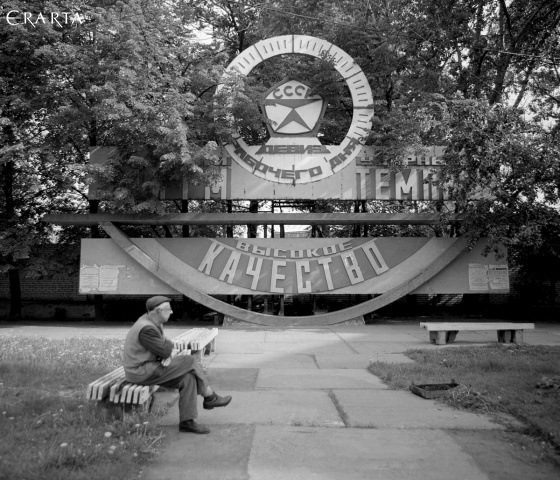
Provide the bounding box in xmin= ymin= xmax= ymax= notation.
xmin=100 ymin=222 xmax=468 ymax=327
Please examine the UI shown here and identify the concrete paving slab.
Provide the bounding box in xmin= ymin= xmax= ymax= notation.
xmin=314 ymin=353 xmax=372 ymax=369
xmin=349 ymin=341 xmax=411 ymax=354
xmin=214 ymin=342 xmax=267 ymax=354
xmin=314 ymin=353 xmax=413 ymax=369
xmin=330 ymin=325 xmax=406 ymax=333
xmin=259 ymin=341 xmax=354 ymax=354
xmin=208 ymin=353 xmax=318 ymax=369
xmin=247 ymin=426 xmax=487 ymax=480
xmin=333 ymin=332 xmax=419 ymax=342
xmin=334 ymin=389 xmax=502 ymax=430
xmin=159 ymin=390 xmax=345 ymax=428
xmin=218 ymin=329 xmax=267 ymax=342
xmin=207 ymin=368 xmax=259 ymax=391
xmin=256 ymin=369 xmax=386 ymax=389
xmin=407 ymin=332 xmax=433 ymax=341
xmin=141 ymin=424 xmax=254 ymax=480
xmin=264 ymin=330 xmax=340 ymax=343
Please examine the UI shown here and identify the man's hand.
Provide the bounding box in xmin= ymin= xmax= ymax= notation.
xmin=161 ymin=349 xmax=178 ymax=367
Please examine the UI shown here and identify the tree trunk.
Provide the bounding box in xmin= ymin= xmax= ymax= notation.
xmin=89 ymin=121 xmax=104 ymax=321
xmin=470 ymin=0 xmax=486 ymax=99
xmin=490 ymin=54 xmax=512 ymax=105
xmin=2 ymin=159 xmax=21 ymax=321
xmin=8 ymin=269 xmax=22 ymax=320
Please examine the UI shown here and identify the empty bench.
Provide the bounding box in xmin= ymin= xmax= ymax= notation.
xmin=86 ymin=327 xmax=218 ymax=410
xmin=420 ymin=322 xmax=535 ymax=345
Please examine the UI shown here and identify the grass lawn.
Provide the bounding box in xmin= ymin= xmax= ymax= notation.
xmin=369 ymin=344 xmax=560 ymax=462
xmin=0 ymin=335 xmax=167 ymax=480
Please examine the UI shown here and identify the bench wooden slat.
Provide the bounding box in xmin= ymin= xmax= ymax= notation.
xmin=173 ymin=329 xmax=207 ymax=351
xmin=191 ymin=328 xmax=218 ymax=351
xmin=138 ymin=385 xmax=155 ymax=405
xmin=109 ymin=378 xmax=128 ymax=402
xmin=124 ymin=385 xmax=134 ymax=404
xmin=138 ymin=386 xmax=150 ymax=405
xmin=87 ymin=367 xmax=125 ymax=400
xmin=128 ymin=384 xmax=138 ymax=404
xmin=87 ymin=366 xmax=123 ymax=399
xmin=173 ymin=328 xmax=217 ymax=352
xmin=96 ymin=371 xmax=126 ymax=400
xmin=132 ymin=384 xmax=143 ymax=404
xmin=118 ymin=383 xmax=129 ymax=403
xmin=91 ymin=369 xmax=124 ymax=400
xmin=129 ymin=385 xmax=140 ymax=404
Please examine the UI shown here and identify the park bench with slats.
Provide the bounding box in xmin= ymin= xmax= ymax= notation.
xmin=86 ymin=327 xmax=218 ymax=410
xmin=419 ymin=322 xmax=535 ymax=345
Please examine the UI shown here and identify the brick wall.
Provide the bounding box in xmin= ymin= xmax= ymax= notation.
xmin=0 ymin=273 xmax=82 ymax=301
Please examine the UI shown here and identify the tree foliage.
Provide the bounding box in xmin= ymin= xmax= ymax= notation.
xmin=2 ymin=0 xmax=560 ymax=316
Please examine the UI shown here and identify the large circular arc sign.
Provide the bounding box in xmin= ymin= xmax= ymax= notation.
xmin=100 ymin=223 xmax=468 ymax=327
xmin=217 ymin=35 xmax=374 ymax=184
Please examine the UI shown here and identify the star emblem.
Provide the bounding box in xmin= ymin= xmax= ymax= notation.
xmin=264 ymin=98 xmax=323 ymax=131
xmin=262 ymin=80 xmax=325 ymax=135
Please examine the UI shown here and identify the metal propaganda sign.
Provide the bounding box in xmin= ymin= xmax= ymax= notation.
xmin=80 ymin=238 xmax=509 ymax=296
xmin=89 ymin=37 xmax=449 ymax=201
xmin=217 ymin=35 xmax=375 ymax=185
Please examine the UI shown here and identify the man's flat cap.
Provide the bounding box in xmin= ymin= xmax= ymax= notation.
xmin=146 ymin=296 xmax=171 ymax=311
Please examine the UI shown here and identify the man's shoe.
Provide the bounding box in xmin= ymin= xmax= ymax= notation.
xmin=203 ymin=392 xmax=232 ymax=410
xmin=179 ymin=420 xmax=210 ymax=434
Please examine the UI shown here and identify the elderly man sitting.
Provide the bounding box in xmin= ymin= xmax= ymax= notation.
xmin=123 ymin=296 xmax=231 ymax=434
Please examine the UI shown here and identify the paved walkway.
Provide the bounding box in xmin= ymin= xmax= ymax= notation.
xmin=3 ymin=320 xmax=560 ymax=479
xmin=145 ymin=321 xmax=560 ymax=480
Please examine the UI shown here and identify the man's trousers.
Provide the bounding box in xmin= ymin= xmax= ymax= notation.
xmin=137 ymin=355 xmax=210 ymax=421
